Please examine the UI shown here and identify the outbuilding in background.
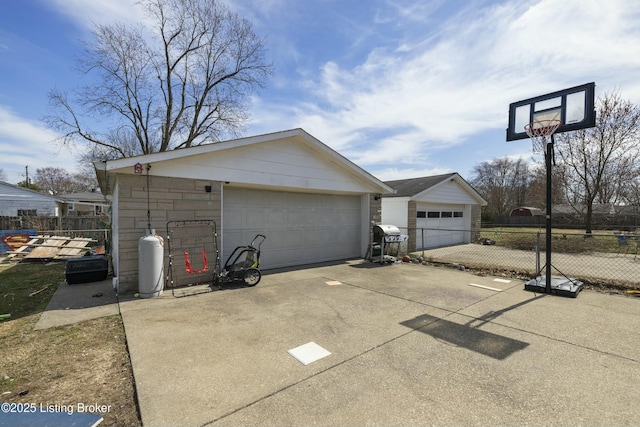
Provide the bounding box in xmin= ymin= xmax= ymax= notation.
xmin=381 ymin=173 xmax=487 ymax=251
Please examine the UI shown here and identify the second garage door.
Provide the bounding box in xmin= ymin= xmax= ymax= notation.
xmin=416 ymin=204 xmax=466 ymax=249
xmin=223 ymin=187 xmax=362 ymax=268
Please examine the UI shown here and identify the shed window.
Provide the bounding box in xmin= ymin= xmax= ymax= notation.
xmin=427 ymin=211 xmax=440 ymax=218
xmin=441 ymin=211 xmax=453 ymax=218
xmin=454 ymin=211 xmax=464 ymax=217
xmin=417 ymin=211 xmax=426 ymax=218
xmin=17 ymin=209 xmax=37 ymax=216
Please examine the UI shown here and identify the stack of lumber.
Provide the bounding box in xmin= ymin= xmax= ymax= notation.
xmin=5 ymin=235 xmax=95 ymax=261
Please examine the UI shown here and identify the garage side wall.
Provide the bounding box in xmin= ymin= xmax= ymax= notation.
xmin=366 ymin=193 xmax=382 ymax=255
xmin=380 ymin=198 xmax=409 ymax=227
xmin=369 ymin=194 xmax=381 ymax=224
xmin=115 ymin=174 xmax=222 ymax=293
xmin=407 ymin=200 xmax=417 ymax=252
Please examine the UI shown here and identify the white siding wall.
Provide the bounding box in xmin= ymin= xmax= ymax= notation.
xmin=0 ymin=184 xmax=61 ymax=216
xmin=143 ymin=138 xmax=376 ymax=194
xmin=0 ymin=200 xmax=59 ymax=216
xmin=381 ymin=197 xmax=410 ymax=228
xmin=414 ymin=181 xmax=479 ymax=204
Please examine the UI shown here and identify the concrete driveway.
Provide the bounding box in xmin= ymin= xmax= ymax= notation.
xmin=119 ymin=260 xmax=640 ymax=427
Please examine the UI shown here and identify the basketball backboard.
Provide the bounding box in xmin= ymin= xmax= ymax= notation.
xmin=506 ymin=82 xmax=596 ymax=141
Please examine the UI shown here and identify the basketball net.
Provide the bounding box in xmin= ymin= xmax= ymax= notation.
xmin=525 ymin=119 xmax=561 ymax=154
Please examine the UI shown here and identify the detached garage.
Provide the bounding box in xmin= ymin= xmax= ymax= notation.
xmin=381 ymin=173 xmax=487 ymax=251
xmin=96 ymin=129 xmax=392 ymax=293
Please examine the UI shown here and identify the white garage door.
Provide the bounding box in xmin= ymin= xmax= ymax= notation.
xmin=416 ymin=204 xmax=466 ymax=249
xmin=223 ymin=188 xmax=362 ymax=269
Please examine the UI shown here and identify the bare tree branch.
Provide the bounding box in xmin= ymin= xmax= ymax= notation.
xmin=44 ymin=0 xmax=272 ymax=158
xmin=470 ymin=157 xmax=532 ymax=221
xmin=555 ymin=91 xmax=640 ymax=233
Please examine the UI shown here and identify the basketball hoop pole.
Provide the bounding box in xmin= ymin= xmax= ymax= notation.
xmin=524 ymin=119 xmax=561 ymax=293
xmin=524 ymin=122 xmax=583 ymax=297
xmin=544 ymin=134 xmax=554 ymax=294
xmin=508 ymin=83 xmax=595 ymax=298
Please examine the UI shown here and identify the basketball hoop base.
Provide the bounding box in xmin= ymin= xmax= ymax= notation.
xmin=524 ymin=276 xmax=584 ymax=298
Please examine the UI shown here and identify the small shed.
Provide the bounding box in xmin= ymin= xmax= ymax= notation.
xmin=510 ymin=207 xmax=544 ymax=217
xmin=381 ymin=173 xmax=487 ymax=251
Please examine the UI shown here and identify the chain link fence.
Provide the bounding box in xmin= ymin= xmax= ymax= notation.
xmin=396 ymin=227 xmax=640 ymax=289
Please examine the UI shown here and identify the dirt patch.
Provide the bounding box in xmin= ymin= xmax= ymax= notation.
xmin=0 ymin=314 xmax=140 ymax=426
xmin=0 ymin=261 xmax=140 ymax=427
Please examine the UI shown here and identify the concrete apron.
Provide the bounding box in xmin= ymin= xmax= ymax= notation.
xmin=118 ymin=260 xmax=640 ymax=427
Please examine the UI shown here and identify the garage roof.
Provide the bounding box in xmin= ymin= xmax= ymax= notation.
xmin=0 ymin=181 xmax=63 ymax=203
xmin=95 ymin=128 xmax=394 ymax=196
xmin=383 ymin=173 xmax=487 ymax=205
xmin=384 ymin=173 xmax=457 ymax=197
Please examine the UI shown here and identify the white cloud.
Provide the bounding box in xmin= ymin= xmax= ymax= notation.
xmin=0 ymin=107 xmax=82 ymax=184
xmin=379 ymin=0 xmax=446 ymax=24
xmin=246 ymin=0 xmax=640 ymax=178
xmin=19 ymin=0 xmax=640 ymax=183
xmin=47 ymin=0 xmax=145 ymax=30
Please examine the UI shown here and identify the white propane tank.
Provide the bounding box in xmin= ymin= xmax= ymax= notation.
xmin=138 ymin=229 xmax=164 ymax=298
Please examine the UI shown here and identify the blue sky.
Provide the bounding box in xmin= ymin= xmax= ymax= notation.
xmin=1 ymin=0 xmax=640 ymax=185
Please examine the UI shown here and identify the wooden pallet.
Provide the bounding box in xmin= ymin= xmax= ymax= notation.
xmin=5 ymin=235 xmax=96 ymax=260
xmin=4 ymin=237 xmax=41 ymax=260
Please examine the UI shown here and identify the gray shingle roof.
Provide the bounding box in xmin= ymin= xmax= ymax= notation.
xmin=383 ymin=173 xmax=457 ymax=197
xmin=0 ymin=181 xmax=63 ymax=202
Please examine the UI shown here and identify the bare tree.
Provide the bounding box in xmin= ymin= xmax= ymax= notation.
xmin=470 ymin=157 xmax=530 ymax=221
xmin=34 ymin=167 xmax=75 ymax=195
xmin=71 ymin=171 xmax=100 ymax=192
xmin=0 ymin=168 xmax=6 ymax=182
xmin=33 ymin=167 xmax=97 ymax=195
xmin=554 ymin=91 xmax=640 ymax=233
xmin=45 ymin=0 xmax=272 ymax=158
xmin=623 ymin=177 xmax=640 ymax=207
xmin=525 ymin=164 xmax=566 ymax=209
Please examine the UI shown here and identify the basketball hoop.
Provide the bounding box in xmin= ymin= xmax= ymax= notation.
xmin=525 ymin=119 xmax=561 ymax=154
xmin=506 ymin=84 xmax=595 ymax=297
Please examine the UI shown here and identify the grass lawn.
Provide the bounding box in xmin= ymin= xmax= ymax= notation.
xmin=0 ymin=262 xmax=66 ymax=318
xmin=0 ymin=261 xmax=141 ymax=427
xmin=480 ymin=227 xmax=626 ymax=254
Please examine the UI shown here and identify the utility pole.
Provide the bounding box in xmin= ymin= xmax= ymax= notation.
xmin=25 ymin=165 xmax=29 ymax=187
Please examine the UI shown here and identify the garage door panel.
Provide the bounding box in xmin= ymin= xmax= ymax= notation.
xmin=245 ymin=210 xmax=265 ymax=227
xmin=224 ymin=209 xmax=244 ymax=228
xmin=285 ymin=229 xmax=307 ymax=248
xmin=416 ymin=203 xmax=467 ymax=249
xmin=266 ymin=209 xmax=288 ymax=226
xmin=287 ymin=210 xmax=310 ymax=226
xmin=223 ymin=188 xmax=361 ymax=268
